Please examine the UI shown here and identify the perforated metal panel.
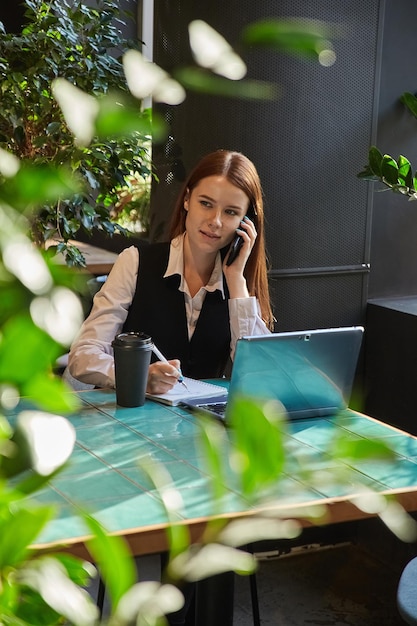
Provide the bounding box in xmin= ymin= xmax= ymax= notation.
xmin=0 ymin=2 xmax=25 ymax=33
xmin=271 ymin=274 xmax=367 ymax=332
xmin=151 ymin=0 xmax=384 ymax=330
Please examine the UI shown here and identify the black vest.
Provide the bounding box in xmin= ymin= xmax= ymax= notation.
xmin=123 ymin=243 xmax=231 ymax=379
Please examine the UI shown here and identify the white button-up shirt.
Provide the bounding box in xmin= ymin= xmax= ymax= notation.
xmin=68 ymin=234 xmax=270 ymax=388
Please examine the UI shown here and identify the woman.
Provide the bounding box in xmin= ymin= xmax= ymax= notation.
xmin=68 ymin=149 xmax=274 ymax=626
xmin=68 ymin=149 xmax=274 ymax=392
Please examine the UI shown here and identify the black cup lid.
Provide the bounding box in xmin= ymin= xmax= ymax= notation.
xmin=112 ymin=332 xmax=153 ymax=349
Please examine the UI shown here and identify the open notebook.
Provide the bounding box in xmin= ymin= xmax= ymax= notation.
xmin=176 ymin=326 xmax=364 ymax=422
xmin=146 ymin=376 xmax=226 ymax=406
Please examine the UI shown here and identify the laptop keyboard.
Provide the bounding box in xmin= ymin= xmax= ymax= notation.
xmin=197 ymin=402 xmax=227 ymax=418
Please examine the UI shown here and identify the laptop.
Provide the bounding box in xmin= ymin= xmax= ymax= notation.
xmin=182 ymin=326 xmax=364 ymax=422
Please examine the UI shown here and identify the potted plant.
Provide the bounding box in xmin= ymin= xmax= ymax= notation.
xmin=358 ymin=93 xmax=417 ymax=197
xmin=0 ymin=0 xmax=152 ymax=267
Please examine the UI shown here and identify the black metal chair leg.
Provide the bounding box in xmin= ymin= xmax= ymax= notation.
xmin=249 ymin=571 xmax=261 ymax=626
xmin=97 ymin=577 xmax=105 ymax=616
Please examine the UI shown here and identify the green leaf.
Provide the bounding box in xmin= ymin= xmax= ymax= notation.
xmin=175 ymin=67 xmax=278 ymax=100
xmin=218 ymin=517 xmax=301 ymax=547
xmin=228 ymin=396 xmax=287 ymax=496
xmin=0 ymin=503 xmax=54 ymax=568
xmin=11 ymin=464 xmax=69 ymax=496
xmin=0 ymin=314 xmax=61 ymax=386
xmin=166 ymin=518 xmax=191 ymax=564
xmin=84 ymin=514 xmax=136 ymax=610
xmin=58 ymin=242 xmax=87 ymax=268
xmin=138 ymin=461 xmax=191 ymax=561
xmin=357 ymin=166 xmax=380 ymax=181
xmin=368 ymin=145 xmax=383 ymax=177
xmin=95 ymin=92 xmax=166 ymax=141
xmin=0 ymin=164 xmax=82 ymax=213
xmin=51 ymin=552 xmax=97 ymax=587
xmin=18 ymin=557 xmax=99 ymax=626
xmin=196 ymin=416 xmax=228 ymax=505
xmin=112 ymin=581 xmax=184 ymax=625
xmin=170 ymin=544 xmax=256 ymax=582
xmin=1 ymin=410 xmax=75 ymax=481
xmin=381 ymin=154 xmax=399 ymax=186
xmin=401 ymin=92 xmax=417 ymax=119
xmin=46 ymin=121 xmax=62 ymax=135
xmin=11 ymin=587 xmax=63 ymax=625
xmin=23 ymin=375 xmax=81 ymax=414
xmin=240 ymin=18 xmax=340 ymax=59
xmin=397 ymin=155 xmax=414 ymax=189
xmin=331 ymin=436 xmax=396 ymax=461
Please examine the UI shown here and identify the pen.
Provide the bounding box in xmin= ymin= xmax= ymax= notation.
xmin=152 ymin=345 xmax=189 ymax=391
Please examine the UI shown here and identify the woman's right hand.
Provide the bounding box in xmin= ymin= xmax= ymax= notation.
xmin=146 ymin=359 xmax=181 ymax=394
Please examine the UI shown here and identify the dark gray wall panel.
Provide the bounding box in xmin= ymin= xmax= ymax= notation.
xmin=368 ymin=2 xmax=417 ymax=298
xmin=151 ymin=1 xmax=383 ymax=330
xmin=271 ymin=273 xmax=367 ymax=332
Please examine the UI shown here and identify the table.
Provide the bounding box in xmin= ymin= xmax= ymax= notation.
xmin=9 ymin=389 xmax=417 ymax=623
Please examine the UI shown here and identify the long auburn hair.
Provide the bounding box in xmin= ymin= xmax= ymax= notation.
xmin=169 ymin=150 xmax=274 ymax=330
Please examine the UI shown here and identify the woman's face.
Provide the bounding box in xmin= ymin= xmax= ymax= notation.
xmin=184 ymin=175 xmax=250 ymax=255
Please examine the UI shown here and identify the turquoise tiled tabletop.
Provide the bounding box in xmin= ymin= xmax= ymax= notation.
xmin=22 ymin=388 xmax=417 ymax=556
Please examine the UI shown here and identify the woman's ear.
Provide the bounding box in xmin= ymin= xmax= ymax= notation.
xmin=184 ymin=188 xmax=190 ymax=211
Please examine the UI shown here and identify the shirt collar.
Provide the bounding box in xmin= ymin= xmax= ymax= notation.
xmin=164 ymin=233 xmax=225 ymax=298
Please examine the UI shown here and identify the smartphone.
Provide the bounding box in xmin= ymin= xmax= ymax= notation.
xmin=226 ymin=233 xmax=244 ymax=266
xmin=225 ymin=207 xmax=256 ymax=266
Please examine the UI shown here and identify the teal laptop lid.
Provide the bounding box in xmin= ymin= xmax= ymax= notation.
xmin=183 ymin=326 xmax=364 ymax=421
xmin=227 ymin=326 xmax=364 ymax=420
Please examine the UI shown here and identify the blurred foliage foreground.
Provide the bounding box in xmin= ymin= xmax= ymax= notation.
xmin=0 ymin=7 xmax=416 ymax=626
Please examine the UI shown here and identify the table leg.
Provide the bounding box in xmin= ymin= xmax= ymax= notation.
xmin=96 ymin=577 xmax=105 ymax=616
xmin=194 ymin=572 xmax=234 ymax=626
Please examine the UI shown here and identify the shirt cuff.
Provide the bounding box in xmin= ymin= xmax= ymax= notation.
xmin=229 ymin=296 xmax=259 ymax=337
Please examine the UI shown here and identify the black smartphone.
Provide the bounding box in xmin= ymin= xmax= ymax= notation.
xmin=226 ymin=233 xmax=244 ymax=266
xmin=225 ymin=207 xmax=256 ymax=266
